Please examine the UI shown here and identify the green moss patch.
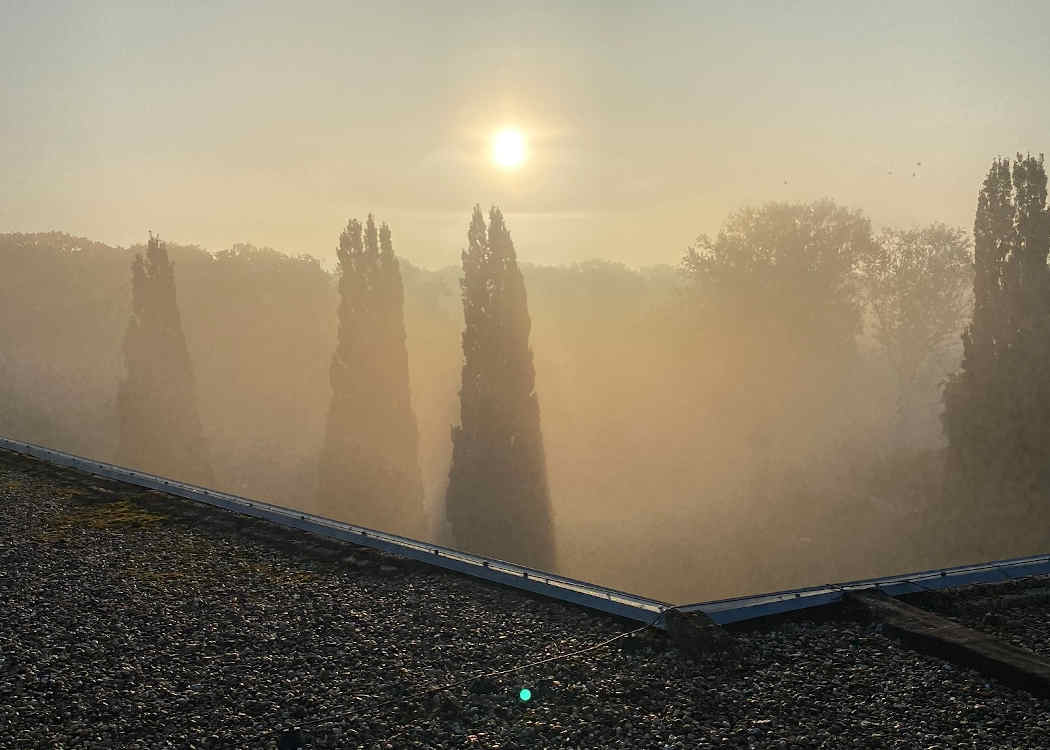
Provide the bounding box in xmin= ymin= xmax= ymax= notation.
xmin=38 ymin=500 xmax=169 ymax=542
xmin=68 ymin=499 xmax=168 ymax=528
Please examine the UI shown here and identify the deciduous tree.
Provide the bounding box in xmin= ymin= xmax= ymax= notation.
xmin=860 ymin=224 xmax=972 ymax=442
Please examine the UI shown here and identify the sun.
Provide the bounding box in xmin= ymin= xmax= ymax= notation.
xmin=492 ymin=128 xmax=526 ymax=168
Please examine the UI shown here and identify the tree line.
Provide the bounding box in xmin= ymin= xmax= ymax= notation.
xmin=2 ymin=156 xmax=1043 ymax=597
xmin=118 ymin=207 xmax=554 ymax=569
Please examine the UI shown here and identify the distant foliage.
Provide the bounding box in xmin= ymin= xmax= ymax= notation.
xmin=944 ymin=154 xmax=1050 ymax=524
xmin=681 ymin=199 xmax=875 ymax=435
xmin=318 ymin=216 xmax=425 ymax=536
xmin=684 ymin=199 xmax=873 ymax=362
xmin=859 ymin=224 xmax=972 ymax=441
xmin=678 ymin=200 xmax=917 ymax=588
xmin=446 ymin=206 xmax=555 ymax=569
xmin=0 ymin=212 xmax=982 ymax=601
xmin=117 ymin=234 xmax=213 ymax=486
xmin=0 ymin=232 xmax=130 ymax=454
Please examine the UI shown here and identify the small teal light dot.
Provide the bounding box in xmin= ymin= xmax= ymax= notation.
xmin=519 ymin=688 xmax=532 ymax=702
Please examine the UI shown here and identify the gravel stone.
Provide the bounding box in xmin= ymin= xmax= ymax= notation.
xmin=3 ymin=449 xmax=1050 ymax=749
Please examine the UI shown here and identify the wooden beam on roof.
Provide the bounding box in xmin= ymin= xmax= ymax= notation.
xmin=848 ymin=589 xmax=1050 ymax=696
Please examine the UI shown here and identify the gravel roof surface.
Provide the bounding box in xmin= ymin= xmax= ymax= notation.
xmin=3 ymin=448 xmax=1050 ymax=749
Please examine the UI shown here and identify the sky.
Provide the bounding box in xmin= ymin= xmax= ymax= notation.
xmin=3 ymin=1 xmax=1049 ymax=269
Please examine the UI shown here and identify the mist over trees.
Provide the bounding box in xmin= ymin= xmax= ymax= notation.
xmin=678 ymin=201 xmax=884 ymax=587
xmin=317 ymin=216 xmax=425 ymax=537
xmin=944 ymin=153 xmax=1050 ymax=553
xmin=682 ymin=200 xmax=872 ymax=408
xmin=117 ymin=234 xmax=213 ymax=486
xmin=860 ymin=224 xmax=972 ymax=448
xmin=9 ymin=164 xmax=1046 ymax=601
xmin=445 ymin=207 xmax=555 ymax=569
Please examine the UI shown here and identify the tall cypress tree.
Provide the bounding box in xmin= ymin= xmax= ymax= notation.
xmin=377 ymin=222 xmax=425 ymax=529
xmin=445 ymin=206 xmax=555 ymax=569
xmin=968 ymin=158 xmax=1014 ymax=376
xmin=318 ymin=215 xmax=424 ymax=536
xmin=945 ymin=154 xmax=1050 ymax=518
xmin=1010 ymin=155 xmax=1050 ymax=489
xmin=117 ymin=233 xmax=212 ymax=486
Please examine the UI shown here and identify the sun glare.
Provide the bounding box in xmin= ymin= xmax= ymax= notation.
xmin=492 ymin=128 xmax=526 ymax=168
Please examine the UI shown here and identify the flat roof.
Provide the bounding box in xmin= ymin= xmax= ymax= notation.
xmin=4 ymin=448 xmax=1050 ymax=749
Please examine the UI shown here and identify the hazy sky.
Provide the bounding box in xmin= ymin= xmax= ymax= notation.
xmin=4 ymin=1 xmax=1049 ymax=268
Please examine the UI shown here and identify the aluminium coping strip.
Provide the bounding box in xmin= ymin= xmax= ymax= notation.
xmin=4 ymin=435 xmax=1048 ymax=628
xmin=0 ymin=436 xmax=668 ymax=625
